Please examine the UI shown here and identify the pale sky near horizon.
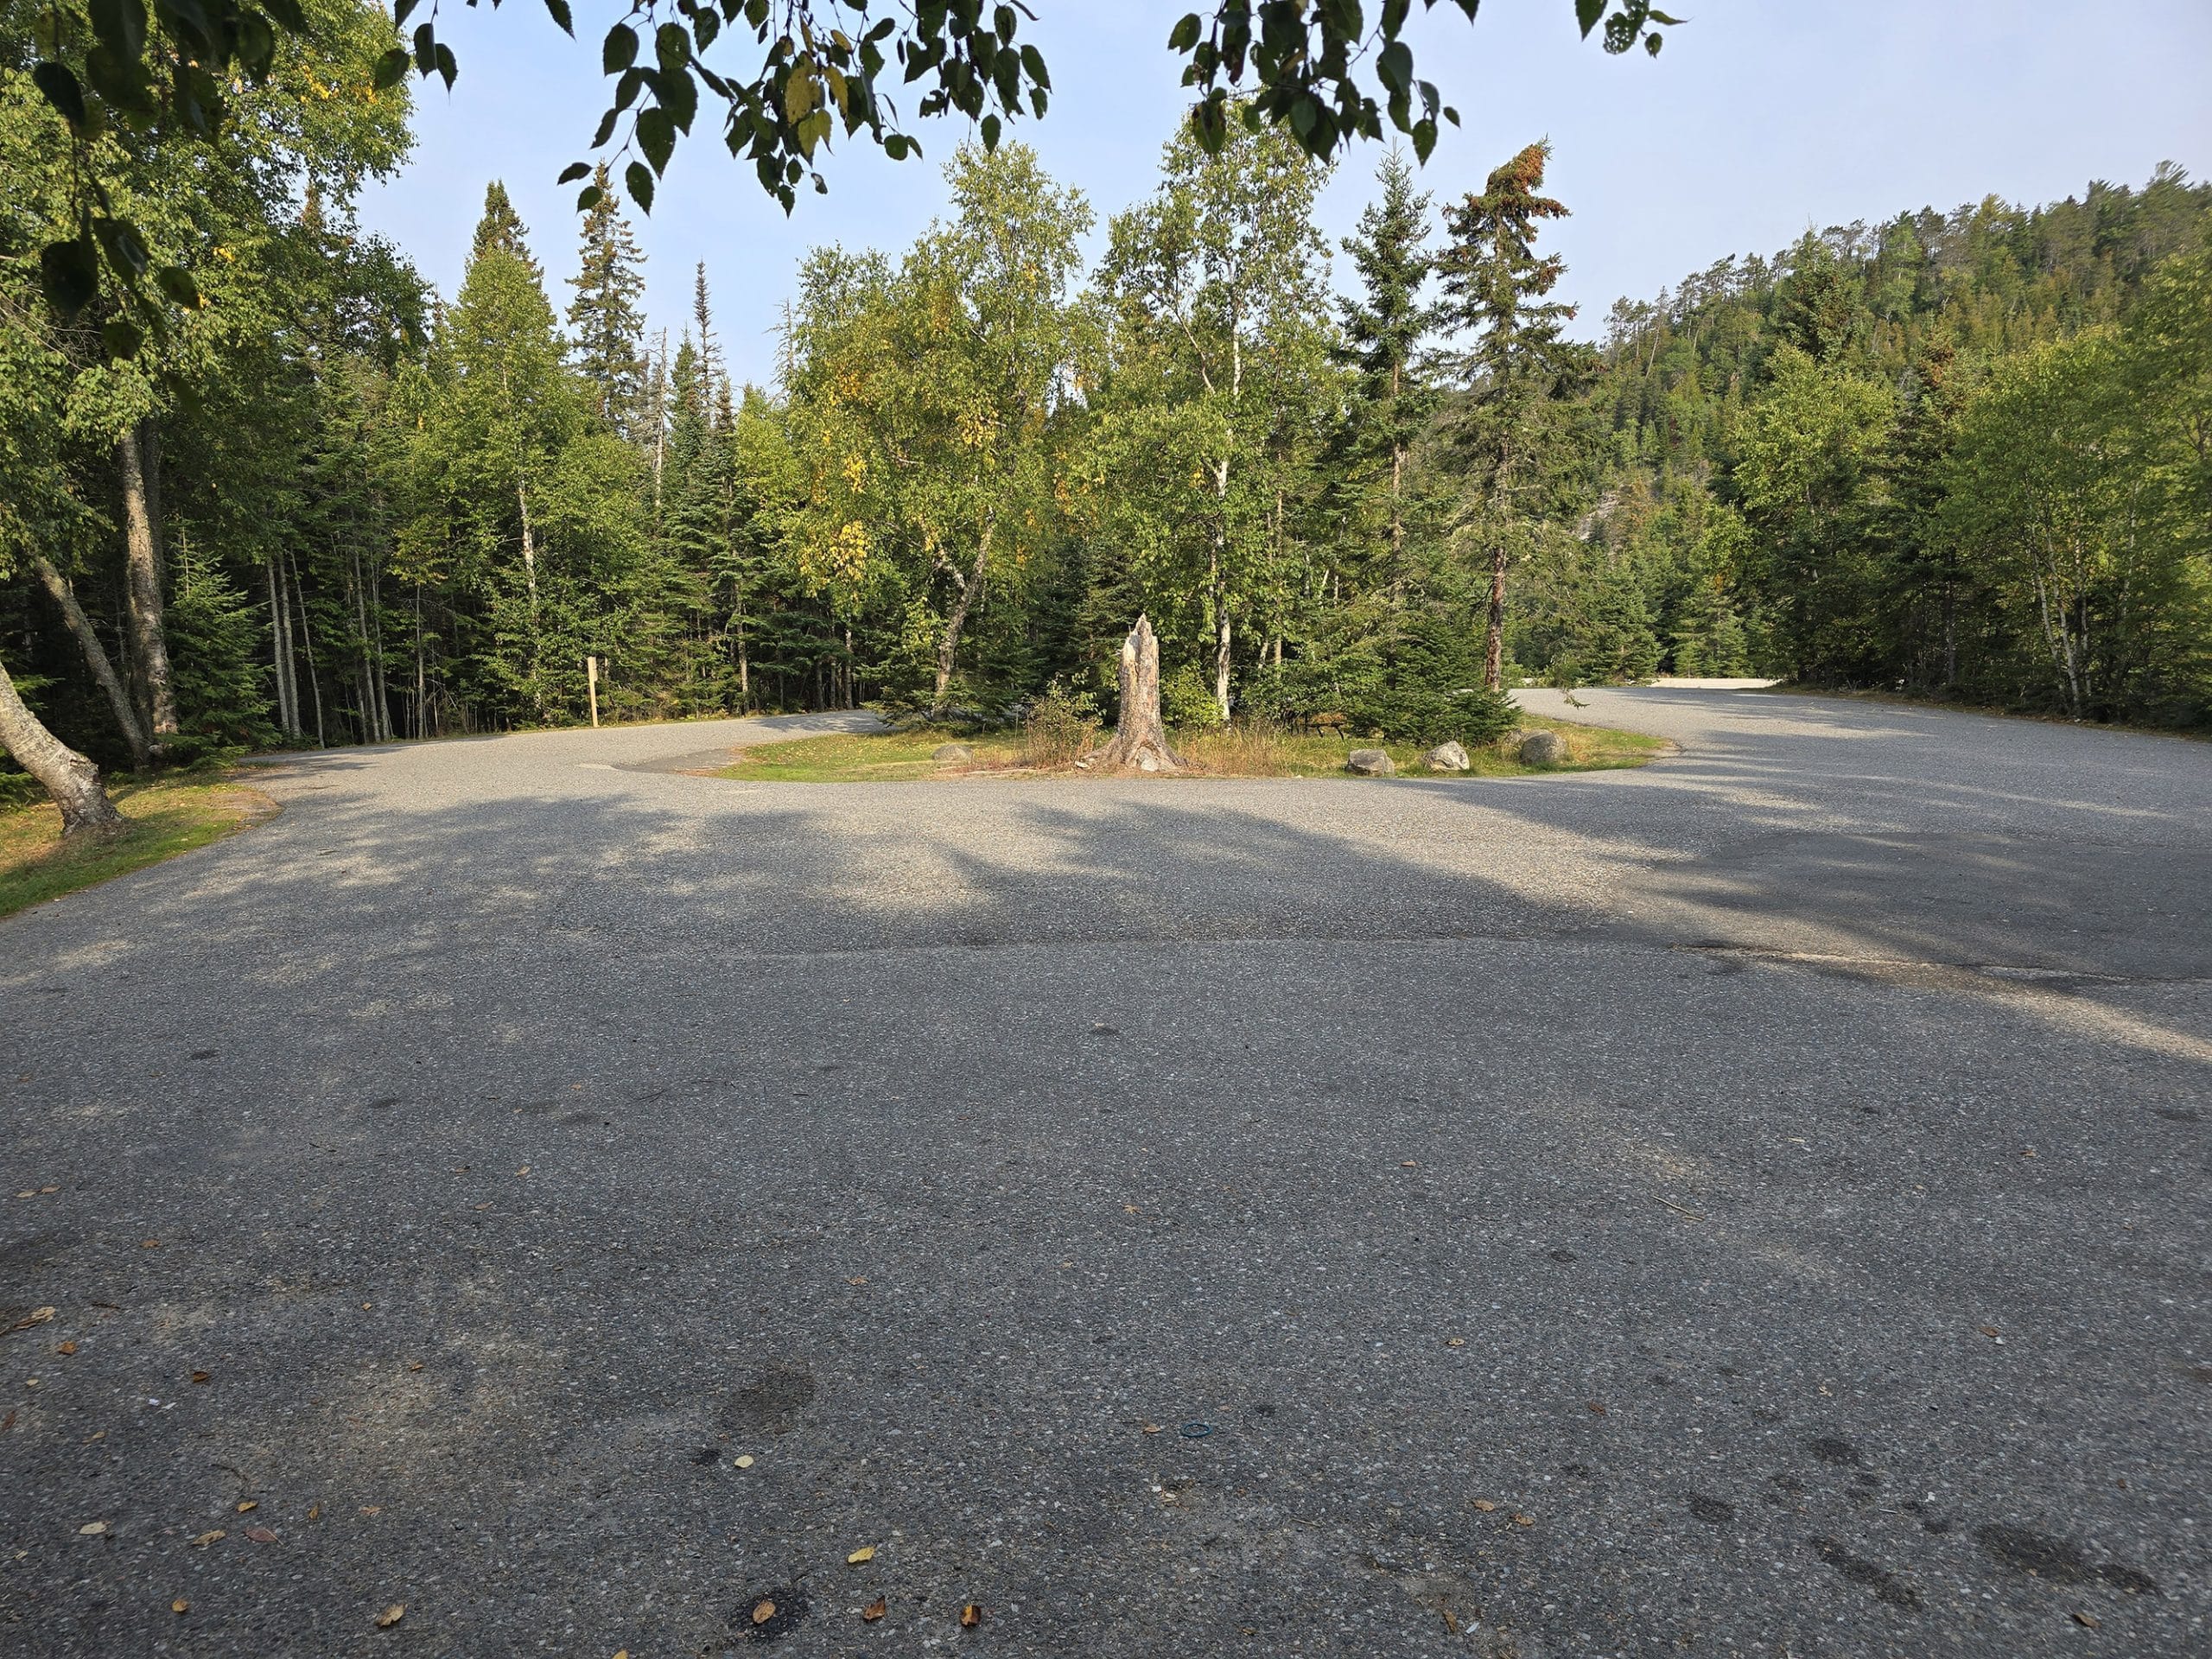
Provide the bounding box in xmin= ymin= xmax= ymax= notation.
xmin=355 ymin=1 xmax=2212 ymax=387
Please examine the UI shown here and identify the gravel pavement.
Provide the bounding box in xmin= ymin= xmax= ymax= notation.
xmin=2 ymin=690 xmax=2207 ymax=1657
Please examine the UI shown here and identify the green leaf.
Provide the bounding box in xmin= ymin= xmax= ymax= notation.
xmin=1166 ymin=12 xmax=1201 ymax=51
xmin=91 ymin=216 xmax=149 ymax=276
xmin=435 ymin=41 xmax=456 ymax=89
xmin=980 ymin=111 xmax=1001 ymax=150
xmin=237 ymin=12 xmax=276 ymax=77
xmin=39 ymin=238 xmax=99 ymax=317
xmin=557 ymin=161 xmax=590 ymax=184
xmin=103 ymin=318 xmax=145 ymax=359
xmin=1645 ymin=33 xmax=1662 ymax=56
xmin=659 ymin=66 xmax=697 ymax=132
xmin=602 ymin=23 xmax=638 ymax=73
xmin=542 ymin=0 xmax=573 ymax=35
xmin=87 ymin=0 xmax=146 ymax=62
xmin=655 ymin=21 xmax=690 ymax=73
xmin=1411 ymin=117 xmax=1437 ymax=162
xmin=412 ymin=22 xmax=436 ymax=74
xmin=882 ymin=131 xmax=911 ymax=161
xmin=372 ymin=47 xmax=410 ymax=90
xmin=261 ymin=0 xmax=305 ymax=33
xmin=625 ymin=160 xmax=655 ymax=213
xmin=31 ymin=62 xmax=87 ymax=126
xmin=636 ymin=106 xmax=674 ymax=175
xmin=154 ymin=265 xmax=200 ymax=308
xmin=1575 ymin=0 xmax=1606 ymax=37
xmin=575 ymin=183 xmax=603 ymax=212
xmin=1018 ymin=42 xmax=1049 ymax=91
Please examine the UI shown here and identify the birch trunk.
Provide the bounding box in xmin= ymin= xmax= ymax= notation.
xmin=30 ymin=556 xmax=151 ymax=767
xmin=0 ymin=652 xmax=125 ymax=837
xmin=932 ymin=528 xmax=993 ymax=705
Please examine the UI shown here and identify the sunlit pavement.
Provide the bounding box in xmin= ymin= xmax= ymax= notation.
xmin=3 ymin=690 xmax=2207 ymax=1656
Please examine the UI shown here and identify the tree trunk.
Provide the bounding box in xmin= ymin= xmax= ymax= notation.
xmin=0 ymin=652 xmax=125 ymax=838
xmin=1483 ymin=537 xmax=1509 ymax=694
xmin=118 ymin=420 xmax=178 ymax=741
xmin=1087 ymin=615 xmax=1182 ymax=772
xmin=932 ymin=531 xmax=992 ymax=706
xmin=30 ymin=556 xmax=151 ymax=767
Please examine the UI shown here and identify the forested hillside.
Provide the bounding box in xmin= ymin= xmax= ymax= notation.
xmin=4 ymin=0 xmax=2209 ymax=817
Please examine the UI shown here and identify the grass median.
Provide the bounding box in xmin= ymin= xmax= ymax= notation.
xmin=721 ymin=718 xmax=1666 ymax=783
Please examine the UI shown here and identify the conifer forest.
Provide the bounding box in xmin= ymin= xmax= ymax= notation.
xmin=4 ymin=0 xmax=2209 ymax=802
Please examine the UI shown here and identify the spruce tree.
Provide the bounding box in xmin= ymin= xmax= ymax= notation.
xmin=1437 ymin=141 xmax=1587 ymax=690
xmin=470 ymin=181 xmax=538 ymax=275
xmin=566 ymin=166 xmax=649 ymax=437
xmin=1338 ymin=148 xmax=1442 ymax=589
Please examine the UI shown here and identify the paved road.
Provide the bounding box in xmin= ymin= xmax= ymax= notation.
xmin=2 ymin=690 xmax=2207 ymax=1657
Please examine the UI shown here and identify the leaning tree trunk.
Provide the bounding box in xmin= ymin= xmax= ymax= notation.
xmin=30 ymin=555 xmax=152 ymax=768
xmin=0 ymin=652 xmax=126 ymax=838
xmin=1087 ymin=615 xmax=1182 ymax=773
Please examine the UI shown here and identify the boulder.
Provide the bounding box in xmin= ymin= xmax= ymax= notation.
xmin=1346 ymin=747 xmax=1396 ymax=776
xmin=1421 ymin=741 xmax=1471 ymax=772
xmin=1518 ymin=729 xmax=1569 ymax=766
xmin=932 ymin=742 xmax=975 ymax=764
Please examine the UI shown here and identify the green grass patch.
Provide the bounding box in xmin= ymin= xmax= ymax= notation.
xmin=0 ymin=779 xmax=276 ymax=921
xmin=721 ymin=718 xmax=1666 ymax=783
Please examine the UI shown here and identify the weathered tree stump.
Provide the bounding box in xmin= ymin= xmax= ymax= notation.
xmin=1085 ymin=615 xmax=1182 ymax=773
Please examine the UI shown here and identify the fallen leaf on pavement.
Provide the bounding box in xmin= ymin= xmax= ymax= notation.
xmin=1122 ymin=1204 xmax=1141 ymax=1215
xmin=861 ymin=1599 xmax=887 ymax=1623
xmin=407 ymin=1362 xmax=424 ymax=1372
xmin=172 ymin=1599 xmax=189 ymax=1614
xmin=1401 ymin=1160 xmax=1418 ymax=1168
xmin=2074 ymin=1611 xmax=2100 ymax=1629
xmin=752 ymin=1599 xmax=776 ymax=1625
xmin=1977 ymin=1326 xmax=2001 ymax=1339
xmin=245 ymin=1527 xmax=278 ymax=1543
xmin=961 ymin=1603 xmax=983 ymax=1628
xmin=307 ymin=1506 xmax=321 ymax=1521
xmin=375 ymin=1604 xmax=404 ymax=1628
xmin=360 ymin=1506 xmax=383 ymax=1515
xmin=191 ymin=1371 xmax=210 ymax=1383
xmin=516 ymin=1167 xmax=530 ymax=1178
xmin=733 ymin=1455 xmax=754 ymax=1469
xmin=78 ymin=1522 xmax=106 ymax=1535
xmin=1587 ymin=1402 xmax=1607 ymax=1415
xmin=1 ymin=1410 xmax=15 ymax=1432
xmin=1471 ymin=1500 xmax=1497 ymax=1512
xmin=56 ymin=1341 xmax=76 ymax=1356
xmin=142 ymin=1239 xmax=160 ymax=1249
xmin=192 ymin=1530 xmax=226 ymax=1548
xmin=1445 ymin=1337 xmax=1465 ymax=1349
xmin=845 ymin=1276 xmax=868 ymax=1286
xmin=1512 ymin=1514 xmax=1535 ymax=1527
xmin=847 ymin=1545 xmax=876 ymax=1565
xmin=11 ymin=1307 xmax=55 ymax=1331
xmin=236 ymin=1501 xmax=257 ymax=1512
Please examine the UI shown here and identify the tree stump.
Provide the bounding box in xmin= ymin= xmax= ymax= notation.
xmin=1087 ymin=615 xmax=1182 ymax=772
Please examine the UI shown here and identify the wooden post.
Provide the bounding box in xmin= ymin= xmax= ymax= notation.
xmin=587 ymin=655 xmax=601 ymax=728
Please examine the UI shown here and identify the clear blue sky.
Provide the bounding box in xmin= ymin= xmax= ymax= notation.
xmin=357 ymin=0 xmax=2212 ymax=387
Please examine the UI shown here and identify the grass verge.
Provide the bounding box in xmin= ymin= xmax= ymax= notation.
xmin=721 ymin=718 xmax=1666 ymax=783
xmin=0 ymin=779 xmax=276 ymax=921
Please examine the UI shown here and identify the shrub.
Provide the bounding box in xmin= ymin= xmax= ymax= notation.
xmin=1021 ymin=677 xmax=1100 ymax=767
xmin=1160 ymin=661 xmax=1225 ymax=729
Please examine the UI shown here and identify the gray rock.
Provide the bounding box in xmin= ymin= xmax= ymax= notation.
xmin=932 ymin=743 xmax=975 ymax=764
xmin=1346 ymin=748 xmax=1396 ymax=776
xmin=1518 ymin=730 xmax=1569 ymax=766
xmin=1421 ymin=741 xmax=1471 ymax=772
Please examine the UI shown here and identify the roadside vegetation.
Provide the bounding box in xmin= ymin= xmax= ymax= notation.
xmin=0 ymin=781 xmax=275 ymax=921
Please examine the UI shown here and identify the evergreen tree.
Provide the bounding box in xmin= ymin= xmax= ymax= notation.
xmin=471 ymin=181 xmax=537 ymax=273
xmin=1437 ymin=141 xmax=1588 ymax=691
xmin=566 ymin=167 xmax=649 ymax=436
